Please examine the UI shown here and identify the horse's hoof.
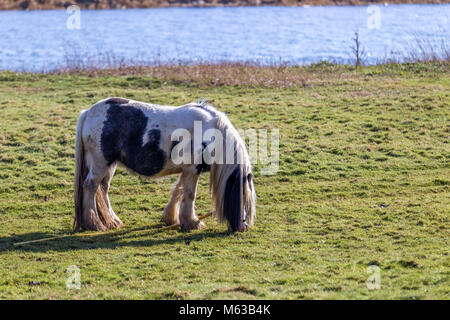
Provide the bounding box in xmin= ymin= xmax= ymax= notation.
xmin=180 ymin=220 xmax=206 ymax=232
xmin=197 ymin=221 xmax=206 ymax=230
xmin=161 ymin=215 xmax=179 ymax=226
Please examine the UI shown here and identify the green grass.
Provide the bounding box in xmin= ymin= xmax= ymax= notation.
xmin=0 ymin=62 xmax=448 ymax=299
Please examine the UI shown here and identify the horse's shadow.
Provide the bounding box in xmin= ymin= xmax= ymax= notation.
xmin=0 ymin=226 xmax=230 ymax=253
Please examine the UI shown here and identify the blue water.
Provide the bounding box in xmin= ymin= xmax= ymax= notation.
xmin=0 ymin=4 xmax=448 ymax=71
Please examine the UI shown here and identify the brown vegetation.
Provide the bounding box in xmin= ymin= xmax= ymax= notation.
xmin=52 ymin=60 xmax=449 ymax=88
xmin=58 ymin=62 xmax=311 ymax=87
xmin=1 ymin=0 xmax=447 ymax=11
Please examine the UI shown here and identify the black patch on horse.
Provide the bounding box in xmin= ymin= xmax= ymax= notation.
xmin=101 ymin=103 xmax=166 ymax=177
xmin=224 ymin=167 xmax=242 ymax=232
xmin=172 ymin=139 xmax=211 ymax=175
xmin=195 ymin=142 xmax=211 ymax=175
xmin=170 ymin=140 xmax=180 ymax=152
xmin=195 ymin=162 xmax=211 ymax=175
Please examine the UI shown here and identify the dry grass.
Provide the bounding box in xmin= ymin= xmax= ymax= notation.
xmin=51 ymin=58 xmax=449 ymax=89
xmin=406 ymin=35 xmax=450 ymax=63
xmin=56 ymin=62 xmax=312 ymax=88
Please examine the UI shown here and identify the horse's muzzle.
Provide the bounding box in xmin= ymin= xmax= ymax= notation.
xmin=238 ymin=222 xmax=249 ymax=232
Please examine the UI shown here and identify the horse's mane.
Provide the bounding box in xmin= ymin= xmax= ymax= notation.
xmin=191 ymin=98 xmax=217 ymax=114
xmin=190 ymin=99 xmax=256 ymax=228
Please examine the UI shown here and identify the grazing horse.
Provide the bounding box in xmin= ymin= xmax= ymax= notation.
xmin=74 ymin=97 xmax=256 ymax=233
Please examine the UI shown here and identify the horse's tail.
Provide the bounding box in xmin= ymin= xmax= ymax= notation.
xmin=208 ymin=108 xmax=256 ymax=232
xmin=73 ymin=109 xmax=88 ymax=232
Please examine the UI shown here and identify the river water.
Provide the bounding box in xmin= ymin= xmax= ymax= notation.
xmin=0 ymin=4 xmax=448 ymax=71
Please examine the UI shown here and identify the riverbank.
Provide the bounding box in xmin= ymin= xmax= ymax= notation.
xmin=0 ymin=61 xmax=448 ymax=299
xmin=52 ymin=60 xmax=449 ymax=88
xmin=1 ymin=0 xmax=447 ymax=11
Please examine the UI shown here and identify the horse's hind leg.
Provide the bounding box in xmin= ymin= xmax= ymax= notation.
xmin=100 ymin=163 xmax=123 ymax=229
xmin=82 ymin=162 xmax=108 ymax=231
xmin=178 ymin=169 xmax=205 ymax=232
xmin=82 ymin=154 xmax=121 ymax=231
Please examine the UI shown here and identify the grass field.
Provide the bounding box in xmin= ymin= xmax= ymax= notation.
xmin=0 ymin=62 xmax=448 ymax=299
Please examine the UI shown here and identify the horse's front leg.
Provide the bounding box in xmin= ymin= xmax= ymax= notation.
xmin=161 ymin=174 xmax=184 ymax=225
xmin=179 ymin=169 xmax=205 ymax=232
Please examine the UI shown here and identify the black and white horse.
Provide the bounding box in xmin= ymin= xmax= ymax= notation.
xmin=74 ymin=97 xmax=256 ymax=233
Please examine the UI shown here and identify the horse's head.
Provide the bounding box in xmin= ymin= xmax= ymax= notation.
xmin=240 ymin=172 xmax=256 ymax=232
xmin=205 ymin=103 xmax=256 ymax=232
xmin=219 ymin=164 xmax=256 ymax=232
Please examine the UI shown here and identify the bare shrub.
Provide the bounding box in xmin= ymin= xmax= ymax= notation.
xmin=351 ymin=31 xmax=367 ymax=67
xmin=404 ymin=33 xmax=450 ymax=63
